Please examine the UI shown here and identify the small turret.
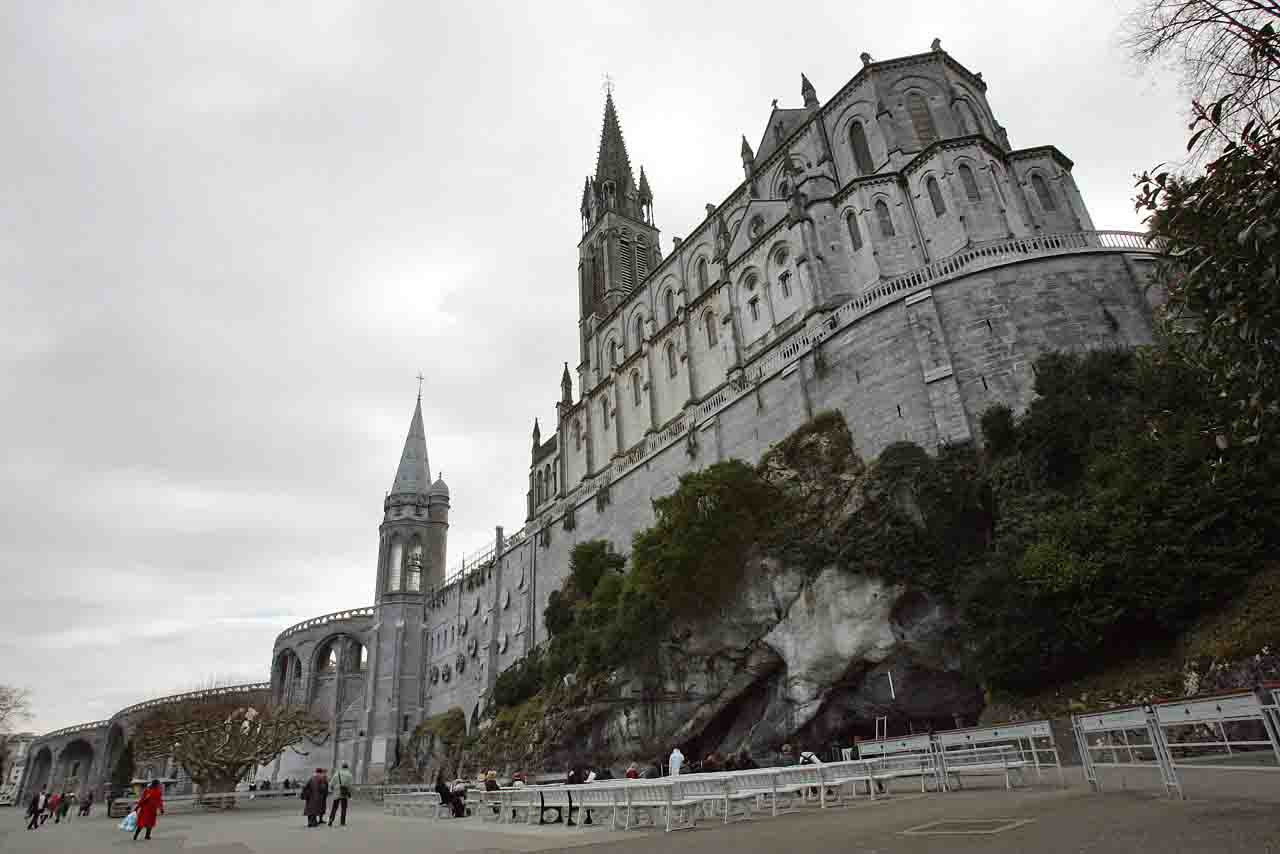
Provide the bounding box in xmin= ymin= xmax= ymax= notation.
xmin=801 ymin=73 xmax=818 ymax=108
xmin=430 ymin=474 xmax=450 ymax=500
xmin=740 ymin=135 xmax=755 ymax=180
xmin=532 ymin=418 xmax=541 ymax=450
xmin=560 ymin=362 xmax=573 ymax=406
xmin=637 ymin=166 xmax=652 ymax=205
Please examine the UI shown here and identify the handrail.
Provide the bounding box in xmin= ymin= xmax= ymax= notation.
xmin=275 ymin=607 xmax=376 ymax=646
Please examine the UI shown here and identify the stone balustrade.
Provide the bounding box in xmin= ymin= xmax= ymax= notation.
xmin=42 ymin=720 xmax=111 ymax=739
xmin=274 ymin=607 xmax=376 ymax=646
xmin=111 ymin=683 xmax=272 ymax=721
xmin=540 ymin=229 xmax=1162 ymax=526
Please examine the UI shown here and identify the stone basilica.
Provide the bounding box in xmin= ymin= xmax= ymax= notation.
xmin=19 ymin=42 xmax=1164 ymax=796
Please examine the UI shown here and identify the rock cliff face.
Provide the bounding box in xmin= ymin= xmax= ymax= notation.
xmin=499 ymin=417 xmax=982 ymax=768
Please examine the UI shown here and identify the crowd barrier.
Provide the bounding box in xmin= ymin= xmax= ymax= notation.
xmin=1072 ymin=686 xmax=1280 ymax=799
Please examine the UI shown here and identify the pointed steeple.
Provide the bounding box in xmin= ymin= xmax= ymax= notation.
xmin=594 ymin=92 xmax=635 ymax=194
xmin=390 ymin=397 xmax=431 ymax=496
xmin=561 ymin=362 xmax=573 ymax=405
xmin=801 ymin=73 xmax=818 ymax=108
xmin=637 ymin=166 xmax=652 ymax=204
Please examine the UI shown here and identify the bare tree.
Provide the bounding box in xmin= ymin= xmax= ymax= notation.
xmin=0 ymin=685 xmax=31 ymax=734
xmin=0 ymin=685 xmax=32 ymax=786
xmin=1127 ymin=1 xmax=1280 ymax=151
xmin=133 ymin=699 xmax=328 ymax=796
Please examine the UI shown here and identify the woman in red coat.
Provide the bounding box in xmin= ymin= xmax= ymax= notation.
xmin=133 ymin=780 xmax=163 ymax=841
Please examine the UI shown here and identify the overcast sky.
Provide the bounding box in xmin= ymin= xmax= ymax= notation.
xmin=1 ymin=1 xmax=1188 ymax=733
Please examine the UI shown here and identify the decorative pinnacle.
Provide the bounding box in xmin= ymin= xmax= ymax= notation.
xmin=801 ymin=73 xmax=817 ymax=108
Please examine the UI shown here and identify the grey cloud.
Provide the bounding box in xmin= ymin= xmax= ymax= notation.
xmin=1 ymin=0 xmax=1186 ymax=731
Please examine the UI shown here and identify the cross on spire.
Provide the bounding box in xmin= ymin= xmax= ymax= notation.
xmin=416 ymin=371 xmax=424 ymax=400
xmin=602 ymin=73 xmax=615 ymax=96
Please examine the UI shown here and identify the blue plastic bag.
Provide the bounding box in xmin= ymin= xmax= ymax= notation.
xmin=119 ymin=810 xmax=137 ymax=832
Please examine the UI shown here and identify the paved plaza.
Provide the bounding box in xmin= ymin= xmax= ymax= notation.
xmin=4 ymin=773 xmax=1280 ymax=854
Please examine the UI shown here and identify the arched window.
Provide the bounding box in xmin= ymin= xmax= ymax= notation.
xmin=634 ymin=315 xmax=645 ymax=351
xmin=636 ymin=237 xmax=649 ymax=280
xmin=875 ymin=199 xmax=895 ymax=237
xmin=956 ymin=100 xmax=979 ymax=135
xmin=387 ymin=539 xmax=404 ymax=592
xmin=907 ymin=93 xmax=938 ymax=146
xmin=631 ymin=370 xmax=642 ymax=406
xmin=665 ymin=342 xmax=678 ymax=378
xmin=847 ymin=212 xmax=863 ymax=250
xmin=320 ymin=642 xmax=338 ymax=672
xmin=696 ymin=258 xmax=709 ymax=293
xmin=959 ymin=164 xmax=981 ymax=201
xmin=618 ymin=233 xmax=635 ymax=289
xmin=778 ymin=180 xmax=790 ymax=198
xmin=406 ymin=542 xmax=423 ymax=592
xmin=572 ymin=419 xmax=582 ymax=451
xmin=926 ymin=176 xmax=946 ymax=216
xmin=704 ymin=311 xmax=718 ymax=347
xmin=536 ymin=470 xmax=544 ymax=503
xmin=600 ymin=397 xmax=610 ymax=429
xmin=609 ymin=340 xmax=619 ymax=367
xmin=664 ymin=289 xmax=676 ymax=324
xmin=1032 ymin=173 xmax=1057 ymax=211
xmin=849 ymin=120 xmax=874 ymax=175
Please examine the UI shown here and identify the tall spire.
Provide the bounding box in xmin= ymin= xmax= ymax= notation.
xmin=390 ymin=397 xmax=431 ymax=496
xmin=595 ymin=92 xmax=635 ymax=192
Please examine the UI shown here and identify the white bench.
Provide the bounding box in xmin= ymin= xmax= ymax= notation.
xmin=618 ymin=780 xmax=700 ymax=832
xmin=494 ymin=787 xmax=534 ymax=824
xmin=721 ymin=769 xmax=779 ymax=822
xmin=858 ymin=735 xmax=941 ymax=793
xmin=939 ymin=745 xmax=1027 ymax=790
xmin=564 ymin=782 xmax=625 ymax=830
xmin=773 ymin=765 xmax=826 ymax=811
xmin=819 ymin=759 xmax=879 ymax=805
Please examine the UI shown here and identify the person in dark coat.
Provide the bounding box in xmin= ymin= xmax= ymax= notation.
xmin=26 ymin=786 xmax=45 ymax=831
xmin=434 ymin=771 xmax=464 ymax=818
xmin=134 ymin=780 xmax=164 ymax=841
xmin=300 ymin=768 xmax=329 ymax=827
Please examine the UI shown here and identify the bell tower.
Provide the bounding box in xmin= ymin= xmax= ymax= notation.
xmin=376 ymin=394 xmax=449 ymax=602
xmin=578 ymin=91 xmax=661 ymax=339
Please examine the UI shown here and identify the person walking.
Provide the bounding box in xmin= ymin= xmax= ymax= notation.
xmin=26 ymin=786 xmax=45 ymax=830
xmin=58 ymin=792 xmax=73 ymax=822
xmin=668 ymin=746 xmax=684 ymax=777
xmin=327 ymin=762 xmax=352 ymax=827
xmin=301 ymin=768 xmax=329 ymax=828
xmin=79 ymin=790 xmax=95 ymax=817
xmin=133 ymin=780 xmax=164 ymax=841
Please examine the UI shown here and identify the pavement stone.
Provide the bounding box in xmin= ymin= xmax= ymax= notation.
xmin=2 ymin=776 xmax=1279 ymax=853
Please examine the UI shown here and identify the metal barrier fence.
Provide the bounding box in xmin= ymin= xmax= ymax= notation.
xmin=1072 ymin=687 xmax=1280 ymax=799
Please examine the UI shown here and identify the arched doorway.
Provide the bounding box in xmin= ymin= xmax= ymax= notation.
xmin=103 ymin=722 xmax=128 ymax=796
xmin=26 ymin=747 xmax=52 ymax=797
xmin=56 ymin=739 xmax=94 ymax=794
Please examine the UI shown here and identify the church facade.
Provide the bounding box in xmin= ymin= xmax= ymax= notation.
xmin=19 ymin=43 xmax=1166 ymax=796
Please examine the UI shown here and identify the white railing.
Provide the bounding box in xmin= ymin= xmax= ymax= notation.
xmin=276 ymin=607 xmax=376 ymax=645
xmin=539 ymin=230 xmax=1161 ymax=509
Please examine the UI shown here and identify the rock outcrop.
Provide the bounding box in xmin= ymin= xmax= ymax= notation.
xmin=476 ymin=415 xmax=981 ymax=771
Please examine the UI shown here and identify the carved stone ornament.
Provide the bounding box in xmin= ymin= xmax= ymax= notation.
xmin=441 ymin=663 xmax=451 ymax=682
xmin=455 ymin=653 xmax=466 ymax=674
xmin=429 ymin=666 xmax=439 ymax=684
